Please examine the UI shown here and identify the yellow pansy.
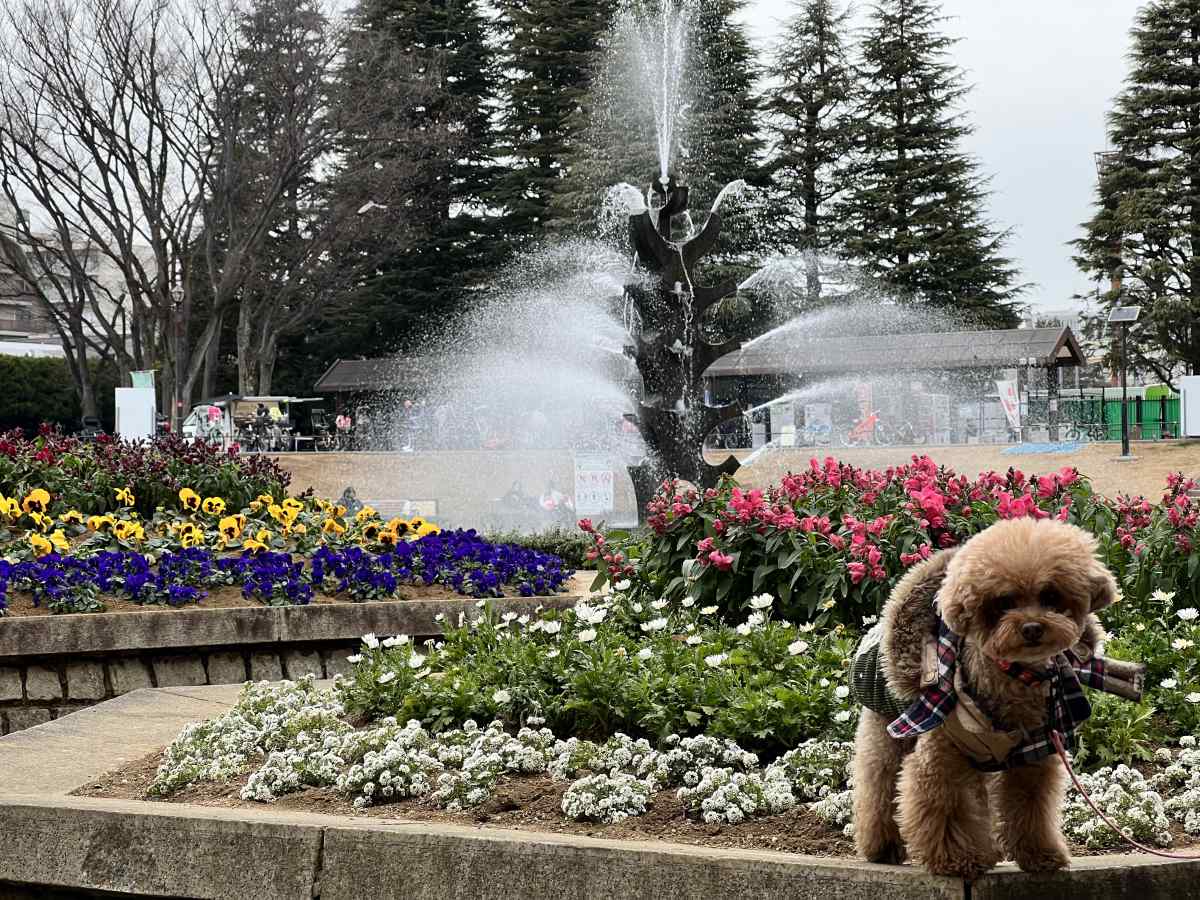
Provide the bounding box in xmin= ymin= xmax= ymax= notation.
xmin=27 ymin=511 xmax=51 ymax=532
xmin=282 ymin=498 xmax=303 ymax=514
xmin=179 ymin=488 xmax=201 ymax=512
xmin=249 ymin=500 xmax=263 ymax=513
xmin=49 ymin=529 xmax=70 ymax=553
xmin=242 ymin=537 xmax=267 ymax=553
xmin=22 ymin=488 xmax=50 ymax=514
xmin=322 ymin=518 xmax=346 ymax=536
xmin=218 ymin=515 xmax=243 ymax=541
xmin=291 ymin=523 xmax=307 ymax=536
xmin=114 ymin=521 xmax=145 ymax=543
xmin=177 ymin=523 xmax=204 ymax=548
xmin=378 ymin=529 xmax=398 ymax=548
xmin=233 ymin=513 xmax=247 ymax=531
xmin=256 ymin=493 xmax=275 ymax=506
xmin=388 ymin=518 xmax=411 ymax=538
xmin=87 ymin=514 xmax=115 ymax=533
xmin=4 ymin=498 xmax=18 ymax=519
xmin=361 ymin=522 xmax=381 ymax=542
xmin=60 ymin=510 xmax=84 ymax=526
xmin=335 ymin=505 xmax=347 ymax=518
xmin=201 ymin=497 xmax=226 ymax=516
xmin=416 ymin=522 xmax=440 ymax=537
xmin=115 ymin=486 xmax=135 ymax=506
xmin=29 ymin=532 xmax=52 ymax=556
xmin=255 ymin=528 xmax=272 ymax=544
xmin=355 ymin=506 xmax=377 ymax=523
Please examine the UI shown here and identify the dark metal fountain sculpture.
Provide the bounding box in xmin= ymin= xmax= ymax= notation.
xmin=624 ymin=175 xmax=744 ymax=519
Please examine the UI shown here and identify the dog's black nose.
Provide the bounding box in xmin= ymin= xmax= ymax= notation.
xmin=1021 ymin=622 xmax=1044 ymax=643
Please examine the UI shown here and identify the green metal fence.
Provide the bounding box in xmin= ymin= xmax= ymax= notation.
xmin=1058 ymin=392 xmax=1180 ymax=441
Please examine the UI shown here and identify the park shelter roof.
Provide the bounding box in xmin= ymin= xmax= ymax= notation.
xmin=705 ymin=326 xmax=1085 ymax=379
xmin=314 ymin=358 xmax=406 ymax=393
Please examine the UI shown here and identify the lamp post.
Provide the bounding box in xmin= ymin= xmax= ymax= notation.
xmin=1107 ymin=305 xmax=1141 ymax=459
xmin=171 ymin=286 xmax=184 ymax=434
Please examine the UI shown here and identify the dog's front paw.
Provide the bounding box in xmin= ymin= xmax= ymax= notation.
xmin=864 ymin=841 xmax=906 ymax=865
xmin=922 ymin=841 xmax=998 ymax=881
xmin=1010 ymin=839 xmax=1071 ymax=873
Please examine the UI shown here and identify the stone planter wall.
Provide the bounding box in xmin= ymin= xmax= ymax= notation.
xmin=0 ymin=641 xmax=359 ymax=735
xmin=0 ymin=592 xmax=580 ymax=735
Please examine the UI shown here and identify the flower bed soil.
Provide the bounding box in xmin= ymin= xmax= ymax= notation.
xmin=73 ymin=749 xmax=856 ymax=857
xmin=1 ymin=582 xmax=475 ymax=617
xmin=72 ymin=750 xmax=1200 ymax=861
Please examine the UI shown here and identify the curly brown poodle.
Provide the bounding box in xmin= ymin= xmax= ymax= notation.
xmin=851 ymin=517 xmax=1120 ymax=880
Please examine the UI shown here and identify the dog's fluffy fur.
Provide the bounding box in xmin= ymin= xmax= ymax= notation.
xmin=851 ymin=518 xmax=1118 ymax=879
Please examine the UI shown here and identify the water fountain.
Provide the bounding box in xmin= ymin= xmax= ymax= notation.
xmin=621 ymin=173 xmax=745 ymax=514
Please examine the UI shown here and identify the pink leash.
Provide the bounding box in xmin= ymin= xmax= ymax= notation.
xmin=1052 ymin=730 xmax=1200 ymax=860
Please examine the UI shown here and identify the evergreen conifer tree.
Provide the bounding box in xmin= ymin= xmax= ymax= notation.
xmin=837 ymin=0 xmax=1022 ymax=327
xmin=495 ymin=0 xmax=619 ymax=243
xmin=762 ymin=0 xmax=855 ymax=301
xmin=1074 ymin=0 xmax=1200 ymax=381
xmin=318 ymin=0 xmax=503 ymax=365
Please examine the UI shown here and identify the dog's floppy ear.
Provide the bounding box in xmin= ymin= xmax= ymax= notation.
xmin=936 ymin=565 xmax=975 ymax=634
xmin=1088 ymin=562 xmax=1119 ymax=613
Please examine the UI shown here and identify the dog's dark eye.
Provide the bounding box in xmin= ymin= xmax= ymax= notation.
xmin=1039 ymin=586 xmax=1062 ymax=609
xmin=995 ymin=593 xmax=1019 ymax=611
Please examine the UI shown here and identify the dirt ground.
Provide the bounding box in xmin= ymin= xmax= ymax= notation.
xmin=275 ymin=441 xmax=1200 ymax=506
xmin=75 ymin=749 xmax=1200 ymax=860
xmin=732 ymin=440 xmax=1200 ymax=499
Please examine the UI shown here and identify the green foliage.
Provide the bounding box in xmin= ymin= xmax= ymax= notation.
xmin=337 ymin=592 xmax=859 ymax=758
xmin=836 ymin=0 xmax=1022 ymax=327
xmin=0 ymin=356 xmax=116 ymax=434
xmin=1073 ymin=0 xmax=1200 ymax=382
xmin=1074 ymin=694 xmax=1158 ymax=769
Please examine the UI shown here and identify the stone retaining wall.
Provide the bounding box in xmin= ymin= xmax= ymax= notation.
xmin=0 ymin=589 xmax=582 ymax=735
xmin=0 ymin=642 xmax=358 ymax=735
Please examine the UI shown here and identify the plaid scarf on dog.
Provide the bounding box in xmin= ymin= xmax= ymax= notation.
xmin=886 ymin=618 xmax=1113 ymax=771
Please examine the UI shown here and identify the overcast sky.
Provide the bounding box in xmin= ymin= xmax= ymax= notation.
xmin=740 ymin=0 xmax=1144 ymax=312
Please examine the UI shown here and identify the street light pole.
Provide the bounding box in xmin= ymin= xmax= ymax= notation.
xmin=1120 ymin=322 xmax=1130 ymax=458
xmin=171 ymin=286 xmax=184 ymax=434
xmin=1107 ymin=305 xmax=1140 ymax=460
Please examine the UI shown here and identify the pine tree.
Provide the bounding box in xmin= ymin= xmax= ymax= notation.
xmin=837 ymin=0 xmax=1022 ymax=327
xmin=1074 ymin=0 xmax=1200 ymax=382
xmin=762 ymin=0 xmax=855 ymax=301
xmin=321 ymin=0 xmax=503 ymax=364
xmin=495 ymin=0 xmax=619 ymax=243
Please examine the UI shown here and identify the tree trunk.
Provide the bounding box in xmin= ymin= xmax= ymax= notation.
xmin=202 ymin=310 xmax=223 ymax=400
xmin=257 ymin=334 xmax=278 ymax=396
xmin=236 ymin=300 xmax=258 ymax=395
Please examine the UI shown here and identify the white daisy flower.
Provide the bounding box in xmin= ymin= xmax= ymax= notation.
xmin=705 ymin=653 xmax=729 ymax=668
xmin=641 ymin=617 xmax=668 ymax=632
xmin=578 ymin=628 xmax=597 ymax=643
xmin=407 ymin=653 xmax=426 ymax=669
xmin=492 ymin=689 xmax=512 ymax=704
xmin=788 ymin=639 xmax=809 ymax=656
xmin=1162 ymin=679 xmax=1179 ymax=689
xmin=361 ymin=633 xmax=379 ymax=649
xmin=834 ymin=710 xmax=852 ymax=723
xmin=749 ymin=594 xmax=774 ymax=610
xmin=636 ymin=647 xmax=653 ymax=661
xmin=377 ymin=671 xmax=396 ymax=684
xmin=835 ymin=685 xmax=850 ymax=700
xmin=1178 ymin=608 xmax=1199 ymax=621
xmin=614 ymin=579 xmax=632 ymax=591
xmin=700 ymin=606 xmax=718 ymax=615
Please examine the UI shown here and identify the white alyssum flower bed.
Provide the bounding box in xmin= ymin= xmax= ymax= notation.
xmin=150 ymin=678 xmax=1200 ymax=846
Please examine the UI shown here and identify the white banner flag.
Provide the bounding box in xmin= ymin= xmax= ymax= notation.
xmin=996 ymin=380 xmax=1021 ymax=432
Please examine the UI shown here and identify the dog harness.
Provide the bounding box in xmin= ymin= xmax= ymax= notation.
xmin=850 ymin=617 xmax=1144 ymax=771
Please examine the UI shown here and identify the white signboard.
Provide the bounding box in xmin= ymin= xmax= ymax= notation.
xmin=574 ymin=455 xmax=614 ymax=515
xmin=996 ymin=380 xmax=1022 ymax=432
xmin=114 ymin=387 xmax=156 ymax=440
